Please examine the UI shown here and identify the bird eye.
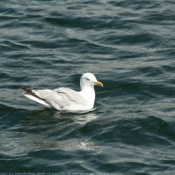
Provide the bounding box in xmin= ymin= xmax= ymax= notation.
xmin=86 ymin=78 xmax=89 ymax=81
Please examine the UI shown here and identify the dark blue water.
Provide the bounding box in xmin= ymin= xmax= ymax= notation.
xmin=1 ymin=0 xmax=175 ymax=174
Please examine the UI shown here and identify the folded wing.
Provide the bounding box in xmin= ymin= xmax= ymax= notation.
xmin=21 ymin=86 xmax=88 ymax=110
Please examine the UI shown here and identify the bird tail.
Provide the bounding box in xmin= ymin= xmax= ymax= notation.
xmin=19 ymin=86 xmax=51 ymax=108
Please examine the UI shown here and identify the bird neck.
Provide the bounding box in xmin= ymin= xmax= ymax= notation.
xmin=80 ymin=86 xmax=95 ymax=101
xmin=81 ymin=85 xmax=94 ymax=92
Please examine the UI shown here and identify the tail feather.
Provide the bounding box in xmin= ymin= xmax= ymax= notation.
xmin=19 ymin=86 xmax=51 ymax=108
xmin=19 ymin=86 xmax=46 ymax=102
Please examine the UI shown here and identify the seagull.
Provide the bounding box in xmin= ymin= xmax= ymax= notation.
xmin=20 ymin=73 xmax=103 ymax=112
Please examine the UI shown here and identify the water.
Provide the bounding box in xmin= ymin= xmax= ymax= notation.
xmin=0 ymin=0 xmax=175 ymax=174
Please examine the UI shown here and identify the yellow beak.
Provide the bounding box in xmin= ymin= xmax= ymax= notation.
xmin=95 ymin=81 xmax=103 ymax=87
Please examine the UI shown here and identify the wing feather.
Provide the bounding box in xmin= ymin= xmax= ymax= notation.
xmin=20 ymin=86 xmax=88 ymax=110
xmin=34 ymin=88 xmax=88 ymax=110
xmin=54 ymin=88 xmax=88 ymax=105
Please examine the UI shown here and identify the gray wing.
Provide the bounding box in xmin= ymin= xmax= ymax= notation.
xmin=34 ymin=88 xmax=88 ymax=109
xmin=54 ymin=87 xmax=88 ymax=105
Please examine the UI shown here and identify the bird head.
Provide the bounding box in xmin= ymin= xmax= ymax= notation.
xmin=80 ymin=73 xmax=103 ymax=89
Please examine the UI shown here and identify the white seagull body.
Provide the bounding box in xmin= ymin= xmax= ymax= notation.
xmin=20 ymin=73 xmax=103 ymax=112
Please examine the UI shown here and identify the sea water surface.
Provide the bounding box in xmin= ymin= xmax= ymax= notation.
xmin=0 ymin=0 xmax=175 ymax=174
